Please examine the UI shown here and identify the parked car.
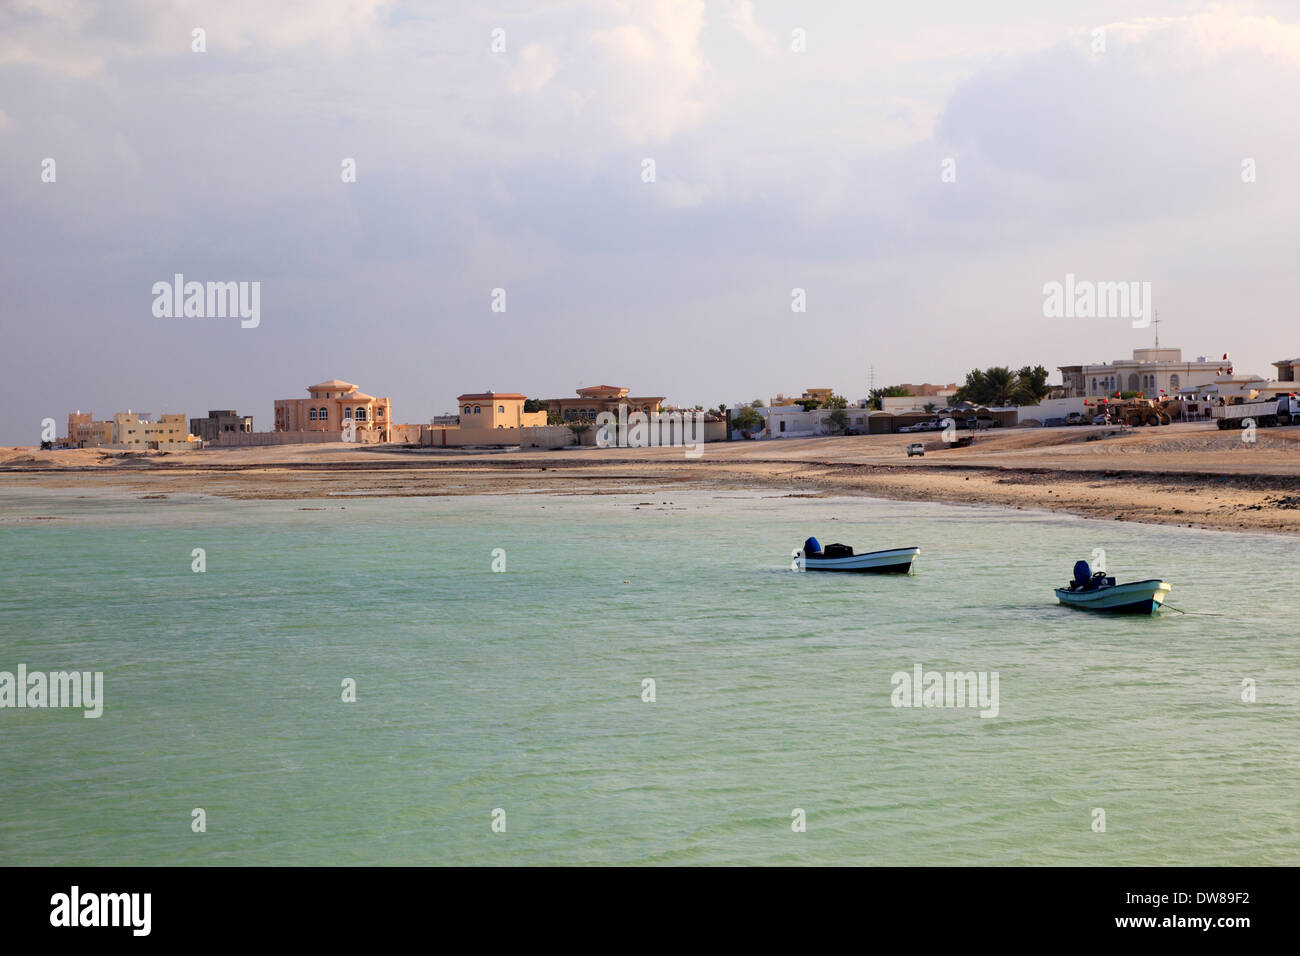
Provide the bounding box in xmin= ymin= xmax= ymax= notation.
xmin=1091 ymin=414 xmax=1110 ymax=425
xmin=1043 ymin=417 xmax=1067 ymax=427
xmin=897 ymin=424 xmax=916 ymax=433
xmin=1065 ymin=412 xmax=1086 ymax=425
xmin=906 ymin=442 xmax=925 ymax=457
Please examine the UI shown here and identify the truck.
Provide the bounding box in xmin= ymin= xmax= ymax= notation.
xmin=1094 ymin=398 xmax=1176 ymax=427
xmin=1212 ymin=394 xmax=1300 ymax=430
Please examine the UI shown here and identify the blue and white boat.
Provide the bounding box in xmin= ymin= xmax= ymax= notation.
xmin=1055 ymin=560 xmax=1171 ymax=614
xmin=797 ymin=537 xmax=919 ymax=574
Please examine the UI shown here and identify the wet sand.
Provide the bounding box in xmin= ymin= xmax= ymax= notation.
xmin=4 ymin=421 xmax=1300 ymax=534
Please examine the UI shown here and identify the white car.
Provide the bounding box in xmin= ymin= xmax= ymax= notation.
xmin=906 ymin=442 xmax=925 ymax=457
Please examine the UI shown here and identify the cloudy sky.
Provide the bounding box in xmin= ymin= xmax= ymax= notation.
xmin=2 ymin=1 xmax=1298 ymax=442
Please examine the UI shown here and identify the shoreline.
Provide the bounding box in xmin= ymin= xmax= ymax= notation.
xmin=4 ymin=422 xmax=1300 ymax=534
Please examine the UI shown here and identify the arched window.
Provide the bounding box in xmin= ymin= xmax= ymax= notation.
xmin=377 ymin=408 xmax=384 ymax=418
xmin=356 ymin=408 xmax=367 ymax=421
xmin=1091 ymin=378 xmax=1097 ymax=393
xmin=1128 ymin=374 xmax=1139 ymax=392
xmin=498 ymin=405 xmax=505 ymax=414
xmin=1169 ymin=374 xmax=1180 ymax=391
xmin=309 ymin=408 xmax=318 ymax=421
xmin=344 ymin=408 xmax=353 ymax=420
xmin=474 ymin=405 xmax=481 ymax=414
xmin=464 ymin=406 xmax=471 ymax=415
xmin=318 ymin=407 xmax=328 ymax=421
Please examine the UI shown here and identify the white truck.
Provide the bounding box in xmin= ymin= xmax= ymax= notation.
xmin=1212 ymin=394 xmax=1300 ymax=430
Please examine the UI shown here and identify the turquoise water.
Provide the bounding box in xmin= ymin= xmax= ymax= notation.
xmin=1 ymin=488 xmax=1297 ymax=865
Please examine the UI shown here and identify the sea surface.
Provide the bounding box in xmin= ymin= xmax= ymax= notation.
xmin=1 ymin=487 xmax=1296 ymax=865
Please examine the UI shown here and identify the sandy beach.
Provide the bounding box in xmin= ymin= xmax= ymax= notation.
xmin=4 ymin=421 xmax=1300 ymax=534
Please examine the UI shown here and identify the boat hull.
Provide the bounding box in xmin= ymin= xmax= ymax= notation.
xmin=803 ymin=547 xmax=920 ymax=574
xmin=1054 ymin=579 xmax=1171 ymax=614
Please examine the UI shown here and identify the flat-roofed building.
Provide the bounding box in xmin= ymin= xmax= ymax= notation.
xmin=65 ymin=410 xmax=195 ymax=448
xmin=1058 ymin=348 xmax=1225 ymax=399
xmin=111 ymin=412 xmax=196 ymax=448
xmin=190 ymin=410 xmax=253 ymax=443
xmin=770 ymin=388 xmax=836 ymax=407
xmin=456 ymin=392 xmax=547 ymax=430
xmin=66 ymin=411 xmax=114 ymax=447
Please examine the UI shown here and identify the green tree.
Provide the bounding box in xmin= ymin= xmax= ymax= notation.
xmin=923 ymin=402 xmax=937 ymax=413
xmin=867 ymin=386 xmax=912 ymax=410
xmin=1014 ymin=365 xmax=1053 ymax=403
xmin=750 ymin=399 xmax=765 ymax=408
xmin=956 ymin=367 xmax=1039 ymax=406
xmin=823 ymin=408 xmax=849 ymax=434
xmin=959 ymin=367 xmax=1012 ymax=405
xmin=566 ymin=422 xmax=590 ymax=445
xmin=795 ymin=399 xmax=822 ymax=411
xmin=732 ymin=406 xmax=764 ymax=435
xmin=524 ymin=398 xmax=548 ymax=413
xmin=546 ymin=409 xmax=563 ymax=425
xmin=823 ymin=393 xmax=848 ymax=409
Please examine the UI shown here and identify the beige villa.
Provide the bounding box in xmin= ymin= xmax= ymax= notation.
xmin=274 ymin=379 xmax=393 ymax=441
xmin=456 ymin=392 xmax=548 ymax=430
xmin=542 ymin=385 xmax=667 ymax=422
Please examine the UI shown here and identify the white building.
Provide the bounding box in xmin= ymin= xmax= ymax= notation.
xmin=731 ymin=403 xmax=874 ymax=439
xmin=1058 ymin=348 xmax=1227 ymax=399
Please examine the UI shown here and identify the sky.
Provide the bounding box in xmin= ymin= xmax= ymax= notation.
xmin=2 ymin=1 xmax=1299 ymax=443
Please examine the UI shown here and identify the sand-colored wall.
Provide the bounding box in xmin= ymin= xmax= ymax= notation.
xmin=430 ymin=425 xmax=586 ymax=448
xmin=214 ymin=430 xmax=381 ymax=446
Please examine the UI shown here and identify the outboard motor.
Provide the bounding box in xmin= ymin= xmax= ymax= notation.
xmin=1073 ymin=560 xmax=1091 ymax=586
xmin=803 ymin=536 xmax=822 ymax=557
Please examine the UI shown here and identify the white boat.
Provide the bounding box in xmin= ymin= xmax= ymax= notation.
xmin=1054 ymin=568 xmax=1171 ymax=614
xmin=803 ymin=546 xmax=920 ymax=574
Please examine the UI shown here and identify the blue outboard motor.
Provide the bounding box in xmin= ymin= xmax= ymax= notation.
xmin=804 ymin=536 xmax=822 ymax=556
xmin=1073 ymin=560 xmax=1091 ymax=585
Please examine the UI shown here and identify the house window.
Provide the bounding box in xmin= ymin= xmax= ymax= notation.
xmin=319 ymin=408 xmax=328 ymax=421
xmin=464 ymin=406 xmax=472 ymax=415
xmin=498 ymin=405 xmax=505 ymax=414
xmin=344 ymin=408 xmax=353 ymax=420
xmin=310 ymin=409 xmax=318 ymax=421
xmin=1169 ymin=374 xmax=1179 ymax=390
xmin=474 ymin=405 xmax=481 ymax=414
xmin=377 ymin=408 xmax=384 ymax=418
xmin=779 ymin=421 xmax=786 ymax=433
xmin=356 ymin=408 xmax=366 ymax=421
